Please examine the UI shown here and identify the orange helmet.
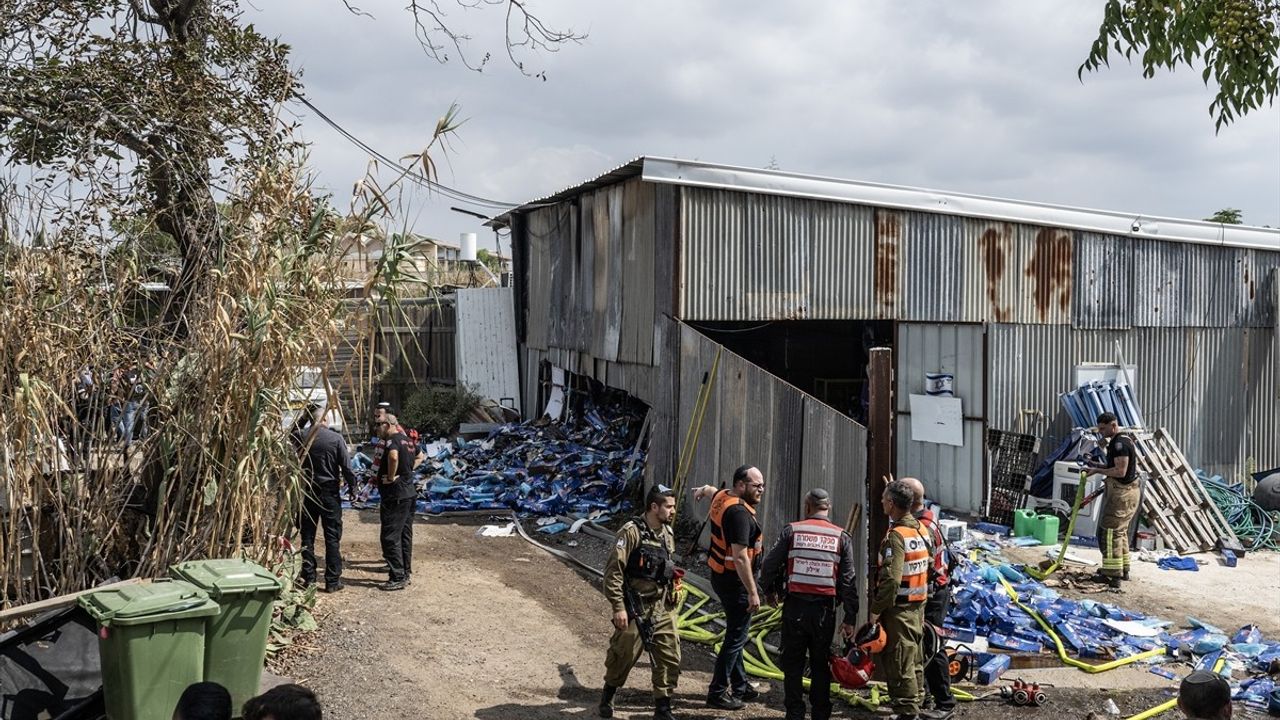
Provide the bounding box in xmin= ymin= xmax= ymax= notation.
xmin=855 ymin=622 xmax=887 ymax=655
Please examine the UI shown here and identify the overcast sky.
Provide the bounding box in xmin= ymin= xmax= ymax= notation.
xmin=252 ymin=1 xmax=1280 ymax=251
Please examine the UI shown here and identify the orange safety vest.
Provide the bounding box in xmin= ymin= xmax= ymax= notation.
xmin=707 ymin=489 xmax=762 ymax=575
xmin=916 ymin=509 xmax=949 ymax=587
xmin=880 ymin=523 xmax=930 ymax=603
xmin=785 ymin=517 xmax=844 ymax=597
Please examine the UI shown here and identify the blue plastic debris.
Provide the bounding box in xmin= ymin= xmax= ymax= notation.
xmin=1233 ymin=625 xmax=1263 ymax=645
xmin=1157 ymin=555 xmax=1198 ymax=571
xmin=977 ymin=654 xmax=1011 ymax=685
xmin=1188 ymin=617 xmax=1224 ymax=634
xmin=1219 ymin=548 xmax=1237 ymax=567
xmin=363 ymin=393 xmax=648 ymax=517
xmin=973 ymin=522 xmax=1011 ymax=536
xmin=1149 ymin=666 xmax=1178 ymax=680
xmin=537 ymin=522 xmax=569 ymax=535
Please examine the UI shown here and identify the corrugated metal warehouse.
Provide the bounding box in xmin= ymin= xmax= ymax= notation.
xmin=498 ymin=157 xmax=1280 ymax=523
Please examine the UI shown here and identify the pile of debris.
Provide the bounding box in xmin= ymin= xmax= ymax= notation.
xmin=943 ymin=529 xmax=1280 ymax=713
xmin=365 ymin=394 xmax=647 ymax=516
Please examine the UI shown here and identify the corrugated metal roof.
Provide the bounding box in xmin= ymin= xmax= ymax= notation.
xmin=497 ymin=156 xmax=1279 ymax=251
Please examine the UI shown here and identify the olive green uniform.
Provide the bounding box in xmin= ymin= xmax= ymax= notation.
xmin=870 ymin=515 xmax=926 ymax=716
xmin=602 ymin=518 xmax=682 ymax=699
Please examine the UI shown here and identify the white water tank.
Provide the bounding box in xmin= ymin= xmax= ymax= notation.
xmin=460 ymin=232 xmax=477 ymax=262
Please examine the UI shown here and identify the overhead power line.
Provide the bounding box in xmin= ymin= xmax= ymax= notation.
xmin=295 ymin=96 xmax=518 ymax=212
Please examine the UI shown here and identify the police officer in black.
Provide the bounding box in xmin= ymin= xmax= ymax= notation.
xmin=600 ymin=484 xmax=682 ymax=720
xmin=376 ymin=413 xmax=416 ymax=591
xmin=294 ymin=407 xmax=356 ymax=593
xmin=759 ymin=488 xmax=858 ymax=720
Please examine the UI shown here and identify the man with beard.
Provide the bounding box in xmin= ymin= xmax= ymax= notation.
xmin=692 ymin=466 xmax=766 ymax=710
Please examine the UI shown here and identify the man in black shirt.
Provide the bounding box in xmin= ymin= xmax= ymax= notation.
xmin=1089 ymin=412 xmax=1141 ymax=589
xmin=692 ymin=466 xmax=766 ymax=710
xmin=377 ymin=414 xmax=416 ymax=591
xmin=296 ymin=410 xmax=355 ymax=592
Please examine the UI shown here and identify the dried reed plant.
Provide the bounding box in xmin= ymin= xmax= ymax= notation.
xmin=0 ymin=110 xmax=463 ymax=609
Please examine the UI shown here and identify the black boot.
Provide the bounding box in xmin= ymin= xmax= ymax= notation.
xmin=598 ymin=686 xmax=617 ymax=718
xmin=653 ymin=696 xmax=676 ymax=720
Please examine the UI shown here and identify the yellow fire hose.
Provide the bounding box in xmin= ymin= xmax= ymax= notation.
xmin=675 ymin=583 xmax=973 ymax=710
xmin=1027 ymin=470 xmax=1090 ymax=581
xmin=998 ymin=578 xmax=1165 ymax=672
xmin=1122 ymin=655 xmax=1228 ymax=720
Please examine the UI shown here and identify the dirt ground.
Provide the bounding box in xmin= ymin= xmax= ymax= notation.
xmin=1002 ymin=543 xmax=1280 ymax=639
xmin=266 ymin=510 xmax=1276 ymax=719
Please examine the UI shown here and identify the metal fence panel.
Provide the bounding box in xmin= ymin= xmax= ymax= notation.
xmin=455 ymin=288 xmax=521 ymax=411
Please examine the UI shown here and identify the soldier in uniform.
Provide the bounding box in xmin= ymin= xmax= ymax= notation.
xmin=1089 ymin=412 xmax=1141 ymax=589
xmin=902 ymin=477 xmax=955 ymax=716
xmin=599 ymin=484 xmax=683 ymax=720
xmin=870 ymin=479 xmax=933 ymax=720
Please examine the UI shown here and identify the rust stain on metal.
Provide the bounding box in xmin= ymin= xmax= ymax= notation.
xmin=1025 ymin=228 xmax=1072 ymax=322
xmin=875 ymin=210 xmax=901 ymax=311
xmin=979 ymin=223 xmax=1012 ymax=322
xmin=1245 ymin=264 xmax=1255 ymax=300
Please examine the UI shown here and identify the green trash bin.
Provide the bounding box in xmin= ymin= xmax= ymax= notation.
xmin=169 ymin=559 xmax=282 ymax=715
xmin=80 ymin=579 xmax=221 ymax=720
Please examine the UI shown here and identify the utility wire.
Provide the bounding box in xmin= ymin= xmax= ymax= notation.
xmin=295 ymin=96 xmax=518 ymax=211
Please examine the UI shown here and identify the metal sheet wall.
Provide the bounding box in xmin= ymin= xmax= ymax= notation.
xmin=678 ymin=187 xmax=1278 ymax=327
xmin=896 ymin=323 xmax=986 ymax=511
xmin=681 ymin=187 xmax=877 ymax=320
xmin=672 ymin=318 xmax=868 ymax=599
xmin=455 ymin=287 xmax=521 ymax=411
xmin=988 ymin=324 xmax=1278 ymax=481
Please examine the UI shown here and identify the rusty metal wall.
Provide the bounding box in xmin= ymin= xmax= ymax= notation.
xmin=678 ymin=187 xmax=1278 ymax=328
xmin=896 ymin=323 xmax=987 ymax=511
xmin=988 ymin=323 xmax=1278 ymax=481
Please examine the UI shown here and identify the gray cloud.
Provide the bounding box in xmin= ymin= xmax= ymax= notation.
xmin=252 ymin=0 xmax=1280 ymax=249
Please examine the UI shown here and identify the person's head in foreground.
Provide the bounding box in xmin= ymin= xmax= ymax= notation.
xmin=242 ymin=684 xmax=322 ymax=720
xmin=1177 ymin=670 xmax=1232 ymax=719
xmin=173 ymin=682 xmax=231 ymax=720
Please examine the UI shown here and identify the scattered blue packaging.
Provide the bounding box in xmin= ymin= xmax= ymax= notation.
xmin=1233 ymin=625 xmax=1263 ymax=645
xmin=1149 ymin=666 xmax=1178 ymax=680
xmin=973 ymin=522 xmax=1011 ymax=536
xmin=976 ymin=654 xmax=1011 ymax=685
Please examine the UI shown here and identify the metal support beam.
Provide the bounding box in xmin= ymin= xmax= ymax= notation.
xmin=867 ymin=346 xmax=894 ymax=572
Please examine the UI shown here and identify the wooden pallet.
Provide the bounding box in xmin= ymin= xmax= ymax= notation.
xmin=1131 ymin=428 xmax=1240 ymax=555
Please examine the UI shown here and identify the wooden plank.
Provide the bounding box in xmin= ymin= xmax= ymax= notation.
xmin=1157 ymin=428 xmax=1240 ymax=544
xmin=0 ymin=578 xmax=146 ymax=624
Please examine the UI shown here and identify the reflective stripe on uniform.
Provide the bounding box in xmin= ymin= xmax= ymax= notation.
xmin=786 ymin=518 xmax=843 ymax=597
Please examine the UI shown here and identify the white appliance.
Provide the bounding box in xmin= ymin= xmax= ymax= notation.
xmin=1024 ymin=462 xmax=1105 ymax=538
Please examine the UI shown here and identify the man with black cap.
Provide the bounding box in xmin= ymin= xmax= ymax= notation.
xmin=1089 ymin=412 xmax=1141 ymax=589
xmin=1177 ymin=670 xmax=1233 ymax=719
xmin=759 ymin=488 xmax=858 ymax=720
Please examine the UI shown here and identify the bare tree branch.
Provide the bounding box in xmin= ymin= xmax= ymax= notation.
xmin=400 ymin=0 xmax=585 ymax=75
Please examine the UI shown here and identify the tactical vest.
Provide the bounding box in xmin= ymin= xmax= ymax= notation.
xmin=624 ymin=518 xmax=676 ymax=584
xmin=785 ymin=517 xmax=844 ymax=597
xmin=882 ymin=523 xmax=931 ymax=603
xmin=707 ymin=490 xmax=761 ymax=574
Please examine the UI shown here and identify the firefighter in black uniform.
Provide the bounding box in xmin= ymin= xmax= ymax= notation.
xmin=599 ymin=484 xmax=683 ymax=720
xmin=760 ymin=488 xmax=859 ymax=720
